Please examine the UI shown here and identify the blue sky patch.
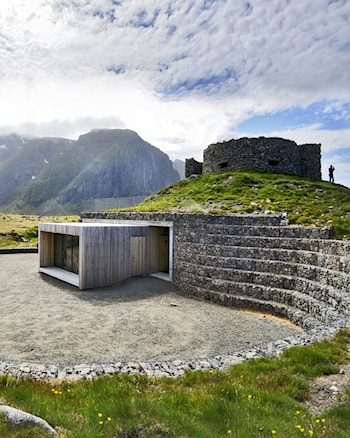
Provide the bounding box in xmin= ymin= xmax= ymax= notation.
xmin=107 ymin=65 xmax=125 ymax=75
xmin=164 ymin=68 xmax=238 ymax=96
xmin=323 ymin=147 xmax=350 ymax=161
xmin=128 ymin=8 xmax=160 ymax=28
xmin=237 ymin=101 xmax=350 ymax=134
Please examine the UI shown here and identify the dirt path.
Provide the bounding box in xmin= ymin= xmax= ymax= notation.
xmin=0 ymin=254 xmax=301 ymax=365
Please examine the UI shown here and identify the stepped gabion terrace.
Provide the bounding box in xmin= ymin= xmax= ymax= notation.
xmin=1 ymin=212 xmax=349 ymax=381
xmin=82 ymin=212 xmax=350 ymax=333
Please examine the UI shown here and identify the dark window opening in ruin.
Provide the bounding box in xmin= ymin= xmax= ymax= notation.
xmin=268 ymin=159 xmax=281 ymax=167
xmin=54 ymin=234 xmax=79 ymax=274
xmin=218 ymin=161 xmax=229 ymax=169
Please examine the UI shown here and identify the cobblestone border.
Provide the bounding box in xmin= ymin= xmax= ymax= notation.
xmin=1 ymin=317 xmax=348 ymax=381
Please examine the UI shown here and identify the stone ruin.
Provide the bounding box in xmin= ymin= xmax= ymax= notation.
xmin=185 ymin=137 xmax=321 ymax=180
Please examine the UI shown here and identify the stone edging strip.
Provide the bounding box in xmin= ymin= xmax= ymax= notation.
xmin=1 ymin=318 xmax=348 ymax=381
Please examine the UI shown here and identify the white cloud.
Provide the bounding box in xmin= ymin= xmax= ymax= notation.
xmin=0 ymin=0 xmax=349 ymax=186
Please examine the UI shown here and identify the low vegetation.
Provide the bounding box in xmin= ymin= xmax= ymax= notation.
xmin=0 ymin=330 xmax=349 ymax=437
xmin=132 ymin=169 xmax=350 ymax=239
xmin=2 ymin=170 xmax=349 ymax=245
xmin=0 ymin=214 xmax=79 ymax=248
xmin=1 ymin=170 xmax=349 ymax=436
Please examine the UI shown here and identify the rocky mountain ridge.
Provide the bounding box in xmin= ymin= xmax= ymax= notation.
xmin=0 ymin=129 xmax=182 ymax=214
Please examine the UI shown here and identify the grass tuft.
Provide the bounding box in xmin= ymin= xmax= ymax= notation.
xmin=127 ymin=169 xmax=350 ymax=239
xmin=0 ymin=330 xmax=349 ymax=437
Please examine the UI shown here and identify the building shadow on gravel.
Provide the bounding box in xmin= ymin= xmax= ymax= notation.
xmin=39 ymin=273 xmax=187 ymax=304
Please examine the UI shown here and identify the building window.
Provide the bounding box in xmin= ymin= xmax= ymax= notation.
xmin=54 ymin=234 xmax=79 ymax=274
xmin=268 ymin=159 xmax=280 ymax=166
xmin=218 ymin=161 xmax=228 ymax=169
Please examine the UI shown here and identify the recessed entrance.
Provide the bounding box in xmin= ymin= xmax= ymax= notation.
xmin=54 ymin=234 xmax=79 ymax=274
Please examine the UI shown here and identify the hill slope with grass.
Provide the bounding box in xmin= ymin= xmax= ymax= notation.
xmin=134 ymin=169 xmax=350 ymax=239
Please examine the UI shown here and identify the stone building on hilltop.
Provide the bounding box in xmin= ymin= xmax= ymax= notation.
xmin=186 ymin=137 xmax=321 ymax=180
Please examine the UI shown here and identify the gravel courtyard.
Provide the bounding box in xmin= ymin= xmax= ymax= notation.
xmin=0 ymin=253 xmax=301 ymax=365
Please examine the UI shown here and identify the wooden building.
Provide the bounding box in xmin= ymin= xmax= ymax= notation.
xmin=39 ymin=222 xmax=173 ymax=289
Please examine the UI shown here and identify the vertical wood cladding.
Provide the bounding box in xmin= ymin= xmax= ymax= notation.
xmin=39 ymin=222 xmax=171 ymax=289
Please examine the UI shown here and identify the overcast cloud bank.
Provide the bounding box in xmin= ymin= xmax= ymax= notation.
xmin=0 ymin=1 xmax=349 ymax=186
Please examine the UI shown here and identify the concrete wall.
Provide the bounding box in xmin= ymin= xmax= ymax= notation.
xmin=81 ymin=211 xmax=350 ymax=331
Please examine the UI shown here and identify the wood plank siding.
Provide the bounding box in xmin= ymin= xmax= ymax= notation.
xmin=39 ymin=223 xmax=171 ymax=289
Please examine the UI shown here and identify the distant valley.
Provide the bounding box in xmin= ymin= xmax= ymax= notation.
xmin=0 ymin=129 xmax=183 ymax=214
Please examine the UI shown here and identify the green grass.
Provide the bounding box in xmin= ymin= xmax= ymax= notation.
xmin=0 ymin=214 xmax=79 ymax=248
xmin=2 ymin=169 xmax=349 ymax=244
xmin=0 ymin=330 xmax=349 ymax=437
xmin=125 ymin=169 xmax=350 ymax=239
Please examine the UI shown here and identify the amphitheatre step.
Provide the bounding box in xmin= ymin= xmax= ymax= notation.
xmin=176 ymin=213 xmax=287 ymax=227
xmin=180 ymin=254 xmax=350 ymax=292
xmin=181 ymin=242 xmax=350 ymax=273
xmin=201 ymin=224 xmax=332 ymax=239
xmin=201 ymin=234 xmax=350 ymax=256
xmin=89 ymin=212 xmax=287 ymax=227
xmin=176 ymin=268 xmax=350 ymax=316
xmin=183 ymin=284 xmax=321 ymax=330
xmin=177 ymin=261 xmax=350 ymax=306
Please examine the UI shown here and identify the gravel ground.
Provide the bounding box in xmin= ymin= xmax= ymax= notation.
xmin=0 ymin=253 xmax=301 ymax=365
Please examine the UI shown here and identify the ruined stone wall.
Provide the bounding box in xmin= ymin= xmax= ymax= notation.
xmin=200 ymin=137 xmax=321 ymax=180
xmin=299 ymin=143 xmax=322 ymax=180
xmin=185 ymin=158 xmax=203 ymax=177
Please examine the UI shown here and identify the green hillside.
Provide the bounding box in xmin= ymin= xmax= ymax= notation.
xmin=133 ymin=169 xmax=350 ymax=239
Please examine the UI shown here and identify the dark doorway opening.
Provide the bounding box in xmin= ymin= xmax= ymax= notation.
xmin=54 ymin=234 xmax=79 ymax=274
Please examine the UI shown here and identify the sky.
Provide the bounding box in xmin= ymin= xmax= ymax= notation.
xmin=0 ymin=0 xmax=349 ymax=187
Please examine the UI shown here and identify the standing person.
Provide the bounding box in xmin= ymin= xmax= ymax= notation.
xmin=329 ymin=165 xmax=335 ymax=183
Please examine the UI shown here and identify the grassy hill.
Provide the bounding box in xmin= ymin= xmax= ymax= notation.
xmin=1 ymin=172 xmax=350 ymax=436
xmin=1 ymin=169 xmax=349 ymax=247
xmin=133 ymin=169 xmax=350 ymax=239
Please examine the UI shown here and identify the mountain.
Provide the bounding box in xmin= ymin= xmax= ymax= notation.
xmin=172 ymin=159 xmax=185 ymax=179
xmin=0 ymin=134 xmax=30 ymax=162
xmin=0 ymin=129 xmax=180 ymax=214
